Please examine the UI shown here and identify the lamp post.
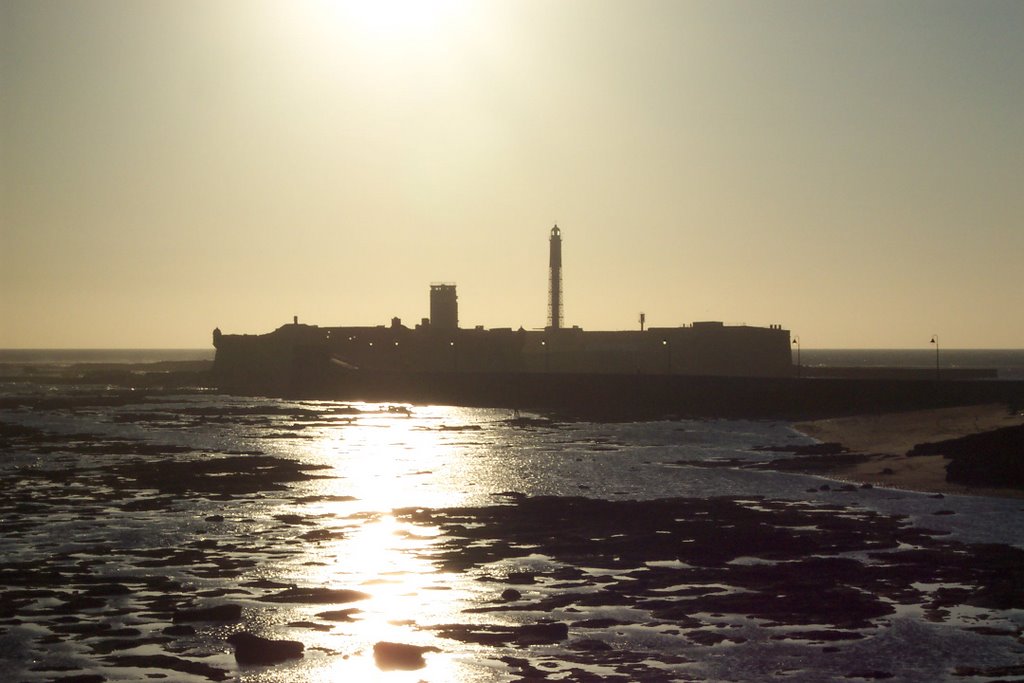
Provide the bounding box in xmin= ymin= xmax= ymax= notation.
xmin=541 ymin=339 xmax=548 ymax=373
xmin=662 ymin=339 xmax=671 ymax=374
xmin=930 ymin=335 xmax=939 ymax=380
xmin=792 ymin=336 xmax=801 ymax=378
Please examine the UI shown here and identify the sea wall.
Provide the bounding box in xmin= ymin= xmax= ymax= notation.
xmin=213 ymin=324 xmax=1022 ymax=419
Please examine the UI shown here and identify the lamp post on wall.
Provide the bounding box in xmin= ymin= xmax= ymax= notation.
xmin=930 ymin=335 xmax=939 ymax=380
xmin=792 ymin=336 xmax=801 ymax=378
xmin=662 ymin=339 xmax=671 ymax=374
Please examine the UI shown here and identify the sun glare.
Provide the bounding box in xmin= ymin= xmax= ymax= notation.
xmin=312 ymin=0 xmax=473 ymax=47
xmin=342 ymin=0 xmax=464 ymax=38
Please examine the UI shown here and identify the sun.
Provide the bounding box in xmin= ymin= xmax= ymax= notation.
xmin=319 ymin=0 xmax=470 ymax=44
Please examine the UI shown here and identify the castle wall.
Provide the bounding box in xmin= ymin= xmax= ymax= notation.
xmin=213 ymin=321 xmax=794 ymax=396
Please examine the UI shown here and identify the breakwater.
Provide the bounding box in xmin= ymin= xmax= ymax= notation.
xmin=224 ymin=364 xmax=1024 ymax=421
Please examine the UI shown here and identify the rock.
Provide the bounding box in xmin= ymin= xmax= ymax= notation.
xmin=569 ymin=638 xmax=612 ymax=651
xmin=258 ymin=587 xmax=370 ymax=604
xmin=910 ymin=424 xmax=1024 ymax=489
xmin=515 ymin=621 xmax=569 ymax=645
xmin=228 ymin=632 xmax=304 ymax=665
xmin=316 ymin=608 xmax=360 ymax=621
xmin=844 ymin=671 xmax=894 ymax=680
xmin=287 ymin=620 xmax=333 ymax=631
xmin=172 ymin=603 xmax=242 ymax=623
xmin=105 ymin=654 xmax=229 ymax=681
xmin=162 ymin=624 xmax=196 ymax=636
xmin=500 ymin=588 xmax=522 ymax=602
xmin=505 ymin=571 xmax=535 ymax=584
xmin=372 ymin=641 xmax=439 ymax=671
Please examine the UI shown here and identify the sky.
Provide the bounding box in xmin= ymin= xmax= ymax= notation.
xmin=2 ymin=0 xmax=1022 ymax=349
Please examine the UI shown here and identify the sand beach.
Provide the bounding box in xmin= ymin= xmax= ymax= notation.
xmin=794 ymin=403 xmax=1024 ymax=498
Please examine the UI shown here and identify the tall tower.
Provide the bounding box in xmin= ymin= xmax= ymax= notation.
xmin=547 ymin=225 xmax=563 ymax=330
xmin=430 ymin=283 xmax=458 ymax=330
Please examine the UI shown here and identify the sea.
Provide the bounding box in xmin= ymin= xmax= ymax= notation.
xmin=3 ymin=347 xmax=1023 ymax=378
xmin=1 ymin=349 xmax=1023 ymax=682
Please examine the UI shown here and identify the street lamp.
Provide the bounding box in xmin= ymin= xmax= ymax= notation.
xmin=541 ymin=339 xmax=548 ymax=373
xmin=662 ymin=339 xmax=671 ymax=374
xmin=930 ymin=335 xmax=939 ymax=380
xmin=792 ymin=336 xmax=801 ymax=378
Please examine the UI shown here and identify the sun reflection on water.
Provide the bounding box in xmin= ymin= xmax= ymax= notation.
xmin=264 ymin=404 xmax=506 ymax=681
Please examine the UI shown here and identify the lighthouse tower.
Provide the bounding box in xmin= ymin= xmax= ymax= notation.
xmin=547 ymin=225 xmax=563 ymax=330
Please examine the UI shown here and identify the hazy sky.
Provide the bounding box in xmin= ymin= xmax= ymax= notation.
xmin=2 ymin=0 xmax=1022 ymax=349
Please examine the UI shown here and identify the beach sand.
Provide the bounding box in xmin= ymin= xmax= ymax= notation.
xmin=795 ymin=403 xmax=1024 ymax=498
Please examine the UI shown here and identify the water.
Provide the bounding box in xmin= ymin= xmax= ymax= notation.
xmin=799 ymin=349 xmax=1024 ymax=380
xmin=1 ymin=355 xmax=1023 ymax=681
xmin=0 ymin=348 xmax=213 ymax=365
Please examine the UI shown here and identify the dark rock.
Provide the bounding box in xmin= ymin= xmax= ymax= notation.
xmin=500 ymin=588 xmax=522 ymax=602
xmin=433 ymin=624 xmax=515 ymax=646
xmin=570 ymin=618 xmax=630 ymax=629
xmin=240 ymin=579 xmax=295 ymax=589
xmin=757 ymin=442 xmax=849 ymax=456
xmin=228 ymin=631 xmax=304 ymax=665
xmin=89 ymin=636 xmax=172 ymax=654
xmin=909 ymin=424 xmax=1024 ymax=489
xmin=172 ymin=603 xmax=242 ymax=623
xmin=372 ymin=641 xmax=439 ymax=671
xmin=287 ymin=620 xmax=333 ymax=631
xmin=274 ymin=514 xmax=304 ymax=525
xmin=844 ymin=671 xmax=894 ymax=680
xmin=954 ymin=664 xmax=1024 ymax=677
xmin=569 ymin=638 xmax=612 ymax=651
xmin=258 ymin=587 xmax=370 ymax=604
xmin=316 ymin=608 xmax=360 ymax=621
xmin=105 ymin=654 xmax=229 ymax=681
xmin=505 ymin=571 xmax=535 ymax=584
xmin=515 ymin=621 xmax=569 ymax=645
xmin=162 ymin=624 xmax=196 ymax=636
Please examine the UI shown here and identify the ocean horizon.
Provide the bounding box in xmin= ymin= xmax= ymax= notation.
xmin=3 ymin=347 xmax=1024 ymax=379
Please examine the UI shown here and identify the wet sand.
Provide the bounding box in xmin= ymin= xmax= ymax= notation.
xmin=794 ymin=403 xmax=1024 ymax=498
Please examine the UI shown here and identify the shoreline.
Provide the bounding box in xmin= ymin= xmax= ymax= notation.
xmin=791 ymin=403 xmax=1024 ymax=499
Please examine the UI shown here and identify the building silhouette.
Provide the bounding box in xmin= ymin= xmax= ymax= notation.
xmin=430 ymin=283 xmax=458 ymax=330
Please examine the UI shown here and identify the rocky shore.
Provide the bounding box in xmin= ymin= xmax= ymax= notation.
xmin=2 ymin=390 xmax=1024 ymax=680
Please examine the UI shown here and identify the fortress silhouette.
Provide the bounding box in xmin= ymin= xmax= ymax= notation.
xmin=212 ymin=228 xmax=1019 ymax=418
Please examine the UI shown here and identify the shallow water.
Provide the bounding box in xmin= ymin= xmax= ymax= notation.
xmin=1 ymin=386 xmax=1023 ymax=682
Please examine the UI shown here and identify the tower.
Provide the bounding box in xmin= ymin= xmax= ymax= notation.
xmin=547 ymin=225 xmax=563 ymax=330
xmin=430 ymin=283 xmax=458 ymax=330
